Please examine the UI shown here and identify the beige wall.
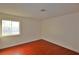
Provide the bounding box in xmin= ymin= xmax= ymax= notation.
xmin=0 ymin=13 xmax=41 ymax=49
xmin=0 ymin=12 xmax=79 ymax=52
xmin=41 ymin=12 xmax=79 ymax=52
xmin=0 ymin=19 xmax=1 ymax=37
xmin=0 ymin=19 xmax=2 ymax=48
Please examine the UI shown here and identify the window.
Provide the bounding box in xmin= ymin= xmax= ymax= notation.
xmin=2 ymin=20 xmax=20 ymax=36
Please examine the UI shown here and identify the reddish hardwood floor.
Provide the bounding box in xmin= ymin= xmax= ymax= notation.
xmin=0 ymin=39 xmax=79 ymax=55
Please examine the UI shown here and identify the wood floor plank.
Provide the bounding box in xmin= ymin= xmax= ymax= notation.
xmin=0 ymin=39 xmax=79 ymax=55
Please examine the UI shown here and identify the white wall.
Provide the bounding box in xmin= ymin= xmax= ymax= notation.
xmin=41 ymin=12 xmax=79 ymax=52
xmin=0 ymin=13 xmax=41 ymax=49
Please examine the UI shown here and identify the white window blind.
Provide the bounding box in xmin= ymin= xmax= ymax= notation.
xmin=2 ymin=20 xmax=20 ymax=36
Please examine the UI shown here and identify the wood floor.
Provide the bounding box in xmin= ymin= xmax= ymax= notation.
xmin=0 ymin=39 xmax=79 ymax=55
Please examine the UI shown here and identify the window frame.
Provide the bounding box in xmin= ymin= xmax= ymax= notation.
xmin=2 ymin=20 xmax=20 ymax=37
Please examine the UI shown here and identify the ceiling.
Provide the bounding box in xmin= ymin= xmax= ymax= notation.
xmin=0 ymin=3 xmax=79 ymax=20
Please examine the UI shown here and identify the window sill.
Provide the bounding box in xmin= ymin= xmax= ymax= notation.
xmin=1 ymin=34 xmax=20 ymax=38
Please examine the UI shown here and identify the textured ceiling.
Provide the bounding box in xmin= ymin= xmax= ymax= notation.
xmin=0 ymin=3 xmax=79 ymax=20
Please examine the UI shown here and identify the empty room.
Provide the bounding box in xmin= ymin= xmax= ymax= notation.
xmin=0 ymin=3 xmax=79 ymax=55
